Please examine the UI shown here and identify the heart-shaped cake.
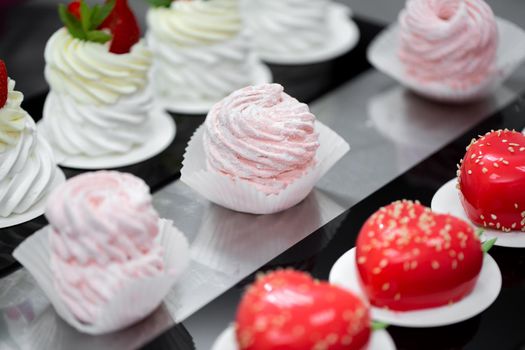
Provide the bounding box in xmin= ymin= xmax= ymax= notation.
xmin=235 ymin=270 xmax=371 ymax=350
xmin=459 ymin=129 xmax=525 ymax=232
xmin=356 ymin=200 xmax=483 ymax=311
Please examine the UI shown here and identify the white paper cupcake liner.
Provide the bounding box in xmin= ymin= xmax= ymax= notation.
xmin=212 ymin=324 xmax=396 ymax=350
xmin=181 ymin=121 xmax=350 ymax=215
xmin=432 ymin=178 xmax=525 ymax=248
xmin=368 ymin=17 xmax=525 ymax=103
xmin=329 ymin=248 xmax=502 ymax=328
xmin=12 ymin=219 xmax=189 ymax=335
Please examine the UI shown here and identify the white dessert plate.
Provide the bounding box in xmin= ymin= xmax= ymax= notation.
xmin=0 ymin=168 xmax=65 ymax=229
xmin=211 ymin=324 xmax=396 ymax=350
xmin=38 ymin=108 xmax=175 ymax=170
xmin=329 ymin=248 xmax=501 ymax=328
xmin=13 ymin=219 xmax=189 ymax=335
xmin=258 ymin=3 xmax=360 ymax=65
xmin=368 ymin=17 xmax=525 ymax=103
xmin=158 ymin=58 xmax=272 ymax=115
xmin=432 ymin=178 xmax=525 ymax=248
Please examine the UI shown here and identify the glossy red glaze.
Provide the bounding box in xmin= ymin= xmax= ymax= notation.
xmin=459 ymin=129 xmax=525 ymax=233
xmin=0 ymin=60 xmax=6 ymax=108
xmin=356 ymin=200 xmax=483 ymax=311
xmin=235 ymin=270 xmax=371 ymax=350
xmin=99 ymin=0 xmax=140 ymax=54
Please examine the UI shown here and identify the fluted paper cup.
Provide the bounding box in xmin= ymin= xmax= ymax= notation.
xmin=12 ymin=219 xmax=189 ymax=335
xmin=368 ymin=17 xmax=525 ymax=103
xmin=181 ymin=121 xmax=350 ymax=214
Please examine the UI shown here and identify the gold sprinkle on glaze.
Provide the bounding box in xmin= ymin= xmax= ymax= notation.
xmin=432 ymin=261 xmax=440 ymax=270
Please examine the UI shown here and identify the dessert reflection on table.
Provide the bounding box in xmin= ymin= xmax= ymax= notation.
xmin=0 ymin=269 xmax=185 ymax=350
xmin=156 ymin=183 xmax=346 ymax=322
xmin=368 ymin=84 xmax=516 ymax=172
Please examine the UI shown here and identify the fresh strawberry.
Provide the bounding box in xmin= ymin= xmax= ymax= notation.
xmin=67 ymin=0 xmax=81 ymax=19
xmin=235 ymin=270 xmax=371 ymax=350
xmin=99 ymin=0 xmax=140 ymax=54
xmin=459 ymin=129 xmax=525 ymax=232
xmin=356 ymin=200 xmax=483 ymax=311
xmin=0 ymin=60 xmax=7 ymax=108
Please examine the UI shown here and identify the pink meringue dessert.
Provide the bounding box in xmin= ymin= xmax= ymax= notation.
xmin=47 ymin=171 xmax=166 ymax=324
xmin=203 ymin=83 xmax=320 ymax=195
xmin=398 ymin=0 xmax=498 ymax=93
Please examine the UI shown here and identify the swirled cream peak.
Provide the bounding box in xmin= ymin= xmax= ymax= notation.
xmin=244 ymin=0 xmax=329 ymax=54
xmin=203 ymin=84 xmax=319 ymax=194
xmin=48 ymin=171 xmax=164 ymax=323
xmin=147 ymin=0 xmax=241 ymax=46
xmin=44 ymin=28 xmax=152 ymax=106
xmin=0 ymin=79 xmax=26 ymax=151
xmin=399 ymin=0 xmax=498 ymax=89
xmin=0 ymin=78 xmax=57 ymax=217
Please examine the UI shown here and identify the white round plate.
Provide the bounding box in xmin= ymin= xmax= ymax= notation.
xmin=367 ymin=17 xmax=525 ymax=103
xmin=432 ymin=178 xmax=525 ymax=248
xmin=212 ymin=324 xmax=396 ymax=350
xmin=159 ymin=58 xmax=272 ymax=115
xmin=0 ymin=168 xmax=65 ymax=228
xmin=38 ymin=109 xmax=176 ymax=170
xmin=258 ymin=3 xmax=360 ymax=65
xmin=329 ymin=248 xmax=501 ymax=328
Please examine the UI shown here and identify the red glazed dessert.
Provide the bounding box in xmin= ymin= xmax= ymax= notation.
xmin=459 ymin=129 xmax=525 ymax=232
xmin=356 ymin=200 xmax=483 ymax=311
xmin=235 ymin=270 xmax=371 ymax=350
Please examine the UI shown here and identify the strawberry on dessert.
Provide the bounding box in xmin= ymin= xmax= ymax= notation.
xmin=235 ymin=270 xmax=371 ymax=350
xmin=398 ymin=0 xmax=498 ymax=91
xmin=42 ymin=0 xmax=154 ymax=157
xmin=0 ymin=60 xmax=7 ymax=107
xmin=99 ymin=0 xmax=141 ymax=54
xmin=356 ymin=200 xmax=483 ymax=311
xmin=458 ymin=129 xmax=525 ymax=233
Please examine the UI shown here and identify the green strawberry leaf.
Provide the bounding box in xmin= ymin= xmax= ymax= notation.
xmin=92 ymin=0 xmax=115 ymax=28
xmin=86 ymin=30 xmax=112 ymax=44
xmin=146 ymin=0 xmax=172 ymax=8
xmin=476 ymin=228 xmax=484 ymax=238
xmin=482 ymin=238 xmax=497 ymax=254
xmin=79 ymin=0 xmax=91 ymax=32
xmin=58 ymin=4 xmax=86 ymax=40
xmin=58 ymin=0 xmax=114 ymax=44
xmin=371 ymin=320 xmax=389 ymax=331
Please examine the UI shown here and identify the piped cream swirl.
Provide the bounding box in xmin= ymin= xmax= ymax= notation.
xmin=203 ymin=84 xmax=319 ymax=194
xmin=147 ymin=0 xmax=252 ymax=102
xmin=0 ymin=79 xmax=57 ymax=217
xmin=48 ymin=171 xmax=164 ymax=323
xmin=44 ymin=28 xmax=152 ymax=106
xmin=399 ymin=0 xmax=498 ymax=90
xmin=243 ymin=0 xmax=330 ymax=54
xmin=42 ymin=86 xmax=153 ymax=157
xmin=147 ymin=0 xmax=241 ymax=46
